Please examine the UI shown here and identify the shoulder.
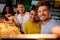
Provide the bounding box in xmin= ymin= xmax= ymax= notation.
xmin=25 ymin=12 xmax=29 ymax=14
xmin=17 ymin=14 xmax=20 ymax=17
xmin=17 ymin=14 xmax=21 ymax=18
xmin=48 ymin=19 xmax=60 ymax=27
xmin=23 ymin=20 xmax=32 ymax=26
xmin=24 ymin=21 xmax=30 ymax=25
xmin=25 ymin=12 xmax=29 ymax=15
xmin=51 ymin=19 xmax=60 ymax=24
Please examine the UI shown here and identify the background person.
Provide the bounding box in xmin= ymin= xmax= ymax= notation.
xmin=12 ymin=5 xmax=19 ymax=17
xmin=12 ymin=5 xmax=19 ymax=27
xmin=2 ymin=5 xmax=12 ymax=17
xmin=16 ymin=2 xmax=29 ymax=33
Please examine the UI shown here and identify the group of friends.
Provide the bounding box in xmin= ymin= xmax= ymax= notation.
xmin=1 ymin=1 xmax=60 ymax=38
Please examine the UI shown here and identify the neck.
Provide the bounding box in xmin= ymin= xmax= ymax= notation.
xmin=6 ymin=12 xmax=9 ymax=14
xmin=20 ymin=12 xmax=25 ymax=16
xmin=16 ymin=12 xmax=18 ymax=14
xmin=30 ymin=19 xmax=36 ymax=23
xmin=42 ymin=18 xmax=51 ymax=25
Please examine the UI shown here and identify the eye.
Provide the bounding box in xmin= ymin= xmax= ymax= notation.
xmin=31 ymin=13 xmax=33 ymax=15
xmin=34 ymin=13 xmax=37 ymax=16
xmin=38 ymin=11 xmax=41 ymax=13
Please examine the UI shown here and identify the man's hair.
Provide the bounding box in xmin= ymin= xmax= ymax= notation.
xmin=17 ymin=2 xmax=24 ymax=7
xmin=36 ymin=1 xmax=51 ymax=10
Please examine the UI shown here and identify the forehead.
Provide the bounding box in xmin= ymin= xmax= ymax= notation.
xmin=38 ymin=5 xmax=49 ymax=10
xmin=17 ymin=4 xmax=24 ymax=7
xmin=30 ymin=10 xmax=37 ymax=15
xmin=30 ymin=10 xmax=36 ymax=13
xmin=6 ymin=7 xmax=9 ymax=8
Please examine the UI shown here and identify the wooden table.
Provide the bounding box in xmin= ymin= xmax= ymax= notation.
xmin=0 ymin=34 xmax=58 ymax=40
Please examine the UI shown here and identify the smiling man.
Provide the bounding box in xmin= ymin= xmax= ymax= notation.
xmin=37 ymin=1 xmax=60 ymax=34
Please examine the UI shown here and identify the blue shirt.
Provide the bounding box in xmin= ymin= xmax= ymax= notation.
xmin=41 ymin=19 xmax=60 ymax=34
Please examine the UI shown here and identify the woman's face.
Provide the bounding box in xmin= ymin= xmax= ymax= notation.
xmin=13 ymin=7 xmax=18 ymax=13
xmin=5 ymin=7 xmax=10 ymax=13
xmin=30 ymin=10 xmax=37 ymax=22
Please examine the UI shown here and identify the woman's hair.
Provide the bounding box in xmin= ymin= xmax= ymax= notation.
xmin=30 ymin=5 xmax=40 ymax=22
xmin=12 ymin=5 xmax=17 ymax=8
xmin=2 ymin=5 xmax=12 ymax=16
xmin=30 ymin=5 xmax=37 ymax=12
xmin=2 ymin=5 xmax=12 ymax=20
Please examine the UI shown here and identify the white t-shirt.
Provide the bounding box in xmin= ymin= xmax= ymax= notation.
xmin=16 ymin=12 xmax=29 ymax=31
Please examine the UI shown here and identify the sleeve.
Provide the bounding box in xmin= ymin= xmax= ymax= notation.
xmin=23 ymin=23 xmax=28 ymax=34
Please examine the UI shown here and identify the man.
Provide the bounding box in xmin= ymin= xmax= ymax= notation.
xmin=37 ymin=1 xmax=60 ymax=34
xmin=16 ymin=2 xmax=29 ymax=33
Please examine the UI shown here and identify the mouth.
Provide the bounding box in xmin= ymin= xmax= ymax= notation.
xmin=40 ymin=15 xmax=45 ymax=18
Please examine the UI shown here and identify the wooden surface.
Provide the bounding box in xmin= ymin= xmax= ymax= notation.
xmin=1 ymin=34 xmax=57 ymax=39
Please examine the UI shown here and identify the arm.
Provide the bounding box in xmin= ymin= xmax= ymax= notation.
xmin=51 ymin=26 xmax=60 ymax=38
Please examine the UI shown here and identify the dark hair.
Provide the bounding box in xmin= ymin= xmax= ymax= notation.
xmin=2 ymin=5 xmax=12 ymax=16
xmin=30 ymin=5 xmax=37 ymax=12
xmin=2 ymin=5 xmax=13 ymax=20
xmin=36 ymin=1 xmax=51 ymax=10
xmin=17 ymin=2 xmax=24 ymax=7
xmin=12 ymin=5 xmax=17 ymax=8
xmin=12 ymin=5 xmax=19 ymax=15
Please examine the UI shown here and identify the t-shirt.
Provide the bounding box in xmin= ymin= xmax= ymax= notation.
xmin=23 ymin=20 xmax=40 ymax=34
xmin=41 ymin=19 xmax=60 ymax=34
xmin=16 ymin=12 xmax=29 ymax=31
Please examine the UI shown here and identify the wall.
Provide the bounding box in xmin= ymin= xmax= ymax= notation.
xmin=0 ymin=4 xmax=5 ymax=12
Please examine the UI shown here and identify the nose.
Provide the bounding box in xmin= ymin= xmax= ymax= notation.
xmin=40 ymin=11 xmax=45 ymax=16
xmin=32 ymin=15 xmax=35 ymax=19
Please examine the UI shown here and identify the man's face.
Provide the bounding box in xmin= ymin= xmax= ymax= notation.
xmin=38 ymin=6 xmax=50 ymax=21
xmin=17 ymin=4 xmax=25 ymax=13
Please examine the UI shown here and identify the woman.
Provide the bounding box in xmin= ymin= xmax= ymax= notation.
xmin=12 ymin=5 xmax=19 ymax=17
xmin=12 ymin=5 xmax=19 ymax=27
xmin=2 ymin=5 xmax=18 ymax=27
xmin=2 ymin=5 xmax=12 ymax=17
xmin=23 ymin=7 xmax=41 ymax=34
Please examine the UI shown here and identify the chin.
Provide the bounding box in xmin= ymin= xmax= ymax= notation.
xmin=40 ymin=19 xmax=45 ymax=21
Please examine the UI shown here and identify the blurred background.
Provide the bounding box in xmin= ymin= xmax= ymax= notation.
xmin=0 ymin=0 xmax=60 ymax=22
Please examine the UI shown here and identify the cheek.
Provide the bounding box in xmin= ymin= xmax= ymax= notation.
xmin=6 ymin=9 xmax=9 ymax=12
xmin=21 ymin=8 xmax=25 ymax=11
xmin=45 ymin=11 xmax=49 ymax=17
xmin=13 ymin=9 xmax=16 ymax=12
xmin=17 ymin=8 xmax=19 ymax=11
xmin=38 ymin=13 xmax=41 ymax=17
xmin=30 ymin=15 xmax=32 ymax=19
